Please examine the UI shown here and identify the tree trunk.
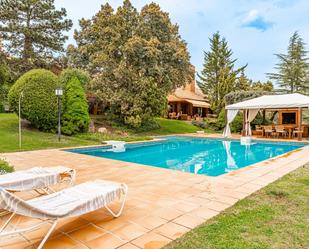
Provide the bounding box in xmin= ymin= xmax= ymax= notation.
xmin=23 ymin=35 xmax=33 ymax=60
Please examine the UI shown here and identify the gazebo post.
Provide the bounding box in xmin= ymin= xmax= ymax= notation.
xmin=298 ymin=107 xmax=302 ymax=141
xmin=242 ymin=109 xmax=247 ymax=136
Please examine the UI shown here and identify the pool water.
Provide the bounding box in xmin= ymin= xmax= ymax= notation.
xmin=66 ymin=136 xmax=306 ymax=176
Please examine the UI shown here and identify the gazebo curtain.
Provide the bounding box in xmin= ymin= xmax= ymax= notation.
xmin=245 ymin=109 xmax=259 ymax=136
xmin=223 ymin=109 xmax=239 ymax=137
xmin=223 ymin=109 xmax=259 ymax=138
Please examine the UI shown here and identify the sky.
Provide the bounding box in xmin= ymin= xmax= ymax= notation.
xmin=55 ymin=0 xmax=309 ymax=82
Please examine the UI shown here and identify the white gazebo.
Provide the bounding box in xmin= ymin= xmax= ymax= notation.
xmin=223 ymin=93 xmax=309 ymax=140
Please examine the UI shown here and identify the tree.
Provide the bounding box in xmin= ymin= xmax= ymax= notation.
xmin=62 ymin=77 xmax=90 ymax=135
xmin=250 ymin=80 xmax=274 ymax=91
xmin=8 ymin=69 xmax=59 ymax=131
xmin=0 ymin=0 xmax=72 ymax=72
xmin=74 ymin=0 xmax=193 ymax=127
xmin=268 ymin=31 xmax=309 ymax=93
xmin=235 ymin=68 xmax=250 ymax=91
xmin=197 ymin=32 xmax=246 ymax=114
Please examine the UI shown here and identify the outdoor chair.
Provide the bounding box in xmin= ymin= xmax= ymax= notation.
xmin=0 ymin=180 xmax=128 ymax=249
xmin=0 ymin=166 xmax=76 ymax=194
xmin=292 ymin=128 xmax=304 ymax=139
xmin=264 ymin=126 xmax=274 ymax=138
xmin=274 ymin=125 xmax=288 ymax=138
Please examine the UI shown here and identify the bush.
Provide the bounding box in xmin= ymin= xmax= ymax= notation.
xmin=0 ymin=159 xmax=14 ymax=174
xmin=59 ymin=68 xmax=90 ymax=88
xmin=192 ymin=120 xmax=207 ymax=129
xmin=8 ymin=69 xmax=59 ymax=131
xmin=62 ymin=76 xmax=90 ymax=135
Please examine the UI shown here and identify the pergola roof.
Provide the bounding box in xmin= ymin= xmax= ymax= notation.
xmin=226 ymin=93 xmax=309 ymax=110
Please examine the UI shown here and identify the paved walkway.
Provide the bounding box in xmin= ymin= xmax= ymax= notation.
xmin=1 ymin=135 xmax=309 ymax=249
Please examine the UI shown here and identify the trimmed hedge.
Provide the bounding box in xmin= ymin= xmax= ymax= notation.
xmin=8 ymin=69 xmax=59 ymax=131
xmin=62 ymin=76 xmax=90 ymax=135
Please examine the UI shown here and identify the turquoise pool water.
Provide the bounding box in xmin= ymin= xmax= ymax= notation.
xmin=66 ymin=136 xmax=306 ymax=176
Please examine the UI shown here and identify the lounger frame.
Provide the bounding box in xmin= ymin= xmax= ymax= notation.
xmin=0 ymin=183 xmax=127 ymax=249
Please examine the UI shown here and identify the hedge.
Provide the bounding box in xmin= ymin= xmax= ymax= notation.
xmin=8 ymin=69 xmax=59 ymax=131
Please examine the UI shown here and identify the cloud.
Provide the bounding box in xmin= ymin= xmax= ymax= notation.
xmin=241 ymin=10 xmax=274 ymax=31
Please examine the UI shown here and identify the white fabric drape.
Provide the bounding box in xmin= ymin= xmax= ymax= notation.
xmin=223 ymin=110 xmax=239 ymax=137
xmin=245 ymin=109 xmax=259 ymax=136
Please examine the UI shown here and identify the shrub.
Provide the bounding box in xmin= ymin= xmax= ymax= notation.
xmin=62 ymin=76 xmax=90 ymax=135
xmin=0 ymin=159 xmax=14 ymax=174
xmin=192 ymin=120 xmax=207 ymax=129
xmin=8 ymin=69 xmax=59 ymax=131
xmin=59 ymin=68 xmax=90 ymax=88
xmin=204 ymin=109 xmax=243 ymax=133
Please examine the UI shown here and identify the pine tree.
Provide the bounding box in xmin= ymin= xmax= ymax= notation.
xmin=268 ymin=31 xmax=309 ymax=93
xmin=74 ymin=0 xmax=193 ymax=127
xmin=62 ymin=76 xmax=90 ymax=135
xmin=197 ymin=32 xmax=246 ymax=114
xmin=0 ymin=0 xmax=72 ymax=72
xmin=235 ymin=69 xmax=250 ymax=91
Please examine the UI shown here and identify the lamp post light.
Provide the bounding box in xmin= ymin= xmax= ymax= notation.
xmin=55 ymin=87 xmax=63 ymax=142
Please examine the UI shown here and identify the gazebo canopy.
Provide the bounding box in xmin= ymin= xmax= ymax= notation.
xmin=226 ymin=93 xmax=309 ymax=110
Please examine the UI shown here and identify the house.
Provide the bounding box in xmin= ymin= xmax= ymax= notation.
xmin=167 ymin=81 xmax=210 ymax=120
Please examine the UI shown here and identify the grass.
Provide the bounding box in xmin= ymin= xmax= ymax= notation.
xmin=165 ymin=164 xmax=309 ymax=249
xmin=143 ymin=118 xmax=202 ymax=135
xmin=0 ymin=114 xmax=205 ymax=153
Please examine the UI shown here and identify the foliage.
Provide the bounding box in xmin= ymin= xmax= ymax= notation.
xmin=192 ymin=120 xmax=208 ymax=129
xmin=0 ymin=62 xmax=11 ymax=112
xmin=59 ymin=68 xmax=90 ymax=88
xmin=250 ymin=80 xmax=274 ymax=91
xmin=197 ymin=32 xmax=246 ymax=114
xmin=8 ymin=69 xmax=59 ymax=131
xmin=0 ymin=159 xmax=14 ymax=174
xmin=0 ymin=0 xmax=72 ymax=73
xmin=62 ymin=77 xmax=90 ymax=135
xmin=165 ymin=164 xmax=309 ymax=249
xmin=235 ymin=69 xmax=250 ymax=91
xmin=225 ymin=90 xmax=275 ymax=105
xmin=268 ymin=31 xmax=309 ymax=93
xmin=73 ymin=0 xmax=193 ymax=127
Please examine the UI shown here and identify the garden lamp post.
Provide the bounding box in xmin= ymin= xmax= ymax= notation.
xmin=18 ymin=91 xmax=24 ymax=150
xmin=55 ymin=87 xmax=63 ymax=142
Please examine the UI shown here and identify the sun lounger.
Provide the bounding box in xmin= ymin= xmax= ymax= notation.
xmin=0 ymin=180 xmax=128 ymax=249
xmin=0 ymin=166 xmax=76 ymax=193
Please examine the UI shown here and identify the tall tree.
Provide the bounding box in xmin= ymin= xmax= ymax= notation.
xmin=268 ymin=31 xmax=309 ymax=93
xmin=74 ymin=0 xmax=193 ymax=127
xmin=197 ymin=32 xmax=246 ymax=114
xmin=250 ymin=80 xmax=274 ymax=91
xmin=235 ymin=68 xmax=250 ymax=91
xmin=0 ymin=0 xmax=72 ymax=72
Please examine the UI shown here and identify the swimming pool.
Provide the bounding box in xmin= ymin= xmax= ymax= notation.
xmin=66 ymin=136 xmax=307 ymax=176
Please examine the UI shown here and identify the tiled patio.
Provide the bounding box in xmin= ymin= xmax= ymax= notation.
xmin=1 ymin=135 xmax=309 ymax=249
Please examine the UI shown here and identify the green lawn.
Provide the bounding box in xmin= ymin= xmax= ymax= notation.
xmin=0 ymin=114 xmax=204 ymax=153
xmin=165 ymin=164 xmax=309 ymax=249
xmin=144 ymin=118 xmax=201 ymax=135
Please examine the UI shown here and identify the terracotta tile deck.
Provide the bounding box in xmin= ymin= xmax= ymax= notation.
xmin=1 ymin=134 xmax=309 ymax=249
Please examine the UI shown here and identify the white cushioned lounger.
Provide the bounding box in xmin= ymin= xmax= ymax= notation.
xmin=0 ymin=166 xmax=76 ymax=193
xmin=0 ymin=180 xmax=128 ymax=249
